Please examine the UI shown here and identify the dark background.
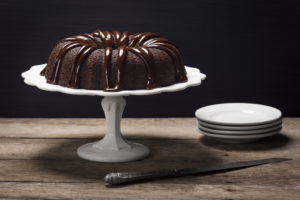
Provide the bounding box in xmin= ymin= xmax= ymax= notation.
xmin=0 ymin=0 xmax=299 ymax=118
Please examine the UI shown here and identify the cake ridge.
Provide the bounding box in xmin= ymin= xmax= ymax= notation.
xmin=41 ymin=30 xmax=187 ymax=91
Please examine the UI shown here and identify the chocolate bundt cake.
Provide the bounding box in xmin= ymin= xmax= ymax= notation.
xmin=41 ymin=30 xmax=187 ymax=91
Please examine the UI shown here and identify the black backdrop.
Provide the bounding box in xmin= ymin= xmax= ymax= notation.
xmin=1 ymin=0 xmax=299 ymax=117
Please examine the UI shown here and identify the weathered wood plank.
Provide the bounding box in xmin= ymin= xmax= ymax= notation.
xmin=0 ymin=135 xmax=298 ymax=159
xmin=0 ymin=182 xmax=299 ymax=200
xmin=0 ymin=118 xmax=199 ymax=139
xmin=0 ymin=159 xmax=298 ymax=186
xmin=0 ymin=136 xmax=298 ymax=185
xmin=0 ymin=118 xmax=299 ymax=200
xmin=0 ymin=118 xmax=298 ymax=139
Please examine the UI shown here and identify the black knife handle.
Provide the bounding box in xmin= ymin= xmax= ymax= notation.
xmin=104 ymin=168 xmax=180 ymax=185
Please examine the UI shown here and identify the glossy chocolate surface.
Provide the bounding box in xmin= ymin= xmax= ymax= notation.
xmin=41 ymin=30 xmax=187 ymax=91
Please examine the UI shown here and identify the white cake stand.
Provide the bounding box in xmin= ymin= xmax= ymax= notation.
xmin=21 ymin=64 xmax=206 ymax=162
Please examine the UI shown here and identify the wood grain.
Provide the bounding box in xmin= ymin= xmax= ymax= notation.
xmin=0 ymin=118 xmax=299 ymax=199
xmin=0 ymin=118 xmax=198 ymax=139
xmin=0 ymin=182 xmax=299 ymax=200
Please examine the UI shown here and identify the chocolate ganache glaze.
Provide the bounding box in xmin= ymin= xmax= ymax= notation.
xmin=41 ymin=30 xmax=187 ymax=91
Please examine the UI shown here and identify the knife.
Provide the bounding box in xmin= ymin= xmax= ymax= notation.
xmin=104 ymin=157 xmax=291 ymax=185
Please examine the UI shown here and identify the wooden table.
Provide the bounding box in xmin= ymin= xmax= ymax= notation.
xmin=0 ymin=118 xmax=299 ymax=199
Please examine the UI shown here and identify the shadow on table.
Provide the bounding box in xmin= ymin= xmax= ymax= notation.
xmin=200 ymin=133 xmax=291 ymax=151
xmin=34 ymin=135 xmax=222 ymax=184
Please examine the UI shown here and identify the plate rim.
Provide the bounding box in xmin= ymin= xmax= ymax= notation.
xmin=195 ymin=103 xmax=282 ymax=126
xmin=198 ymin=128 xmax=281 ymax=139
xmin=197 ymin=118 xmax=282 ymax=131
xmin=198 ymin=123 xmax=282 ymax=135
xmin=21 ymin=64 xmax=206 ymax=97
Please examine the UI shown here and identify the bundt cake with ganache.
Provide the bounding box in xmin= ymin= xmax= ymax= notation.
xmin=40 ymin=30 xmax=187 ymax=91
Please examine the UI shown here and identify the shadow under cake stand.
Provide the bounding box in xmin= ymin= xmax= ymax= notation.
xmin=22 ymin=64 xmax=206 ymax=162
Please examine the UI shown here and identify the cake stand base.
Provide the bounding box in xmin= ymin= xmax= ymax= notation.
xmin=76 ymin=96 xmax=150 ymax=162
xmin=77 ymin=142 xmax=150 ymax=163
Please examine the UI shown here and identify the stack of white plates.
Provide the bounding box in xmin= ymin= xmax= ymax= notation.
xmin=195 ymin=103 xmax=282 ymax=143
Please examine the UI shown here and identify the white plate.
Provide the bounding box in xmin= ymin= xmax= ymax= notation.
xmin=198 ymin=123 xmax=282 ymax=135
xmin=198 ymin=128 xmax=280 ymax=143
xmin=195 ymin=103 xmax=281 ymax=126
xmin=21 ymin=64 xmax=206 ymax=97
xmin=197 ymin=118 xmax=282 ymax=130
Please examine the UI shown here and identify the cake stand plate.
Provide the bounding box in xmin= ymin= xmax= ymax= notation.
xmin=22 ymin=64 xmax=206 ymax=162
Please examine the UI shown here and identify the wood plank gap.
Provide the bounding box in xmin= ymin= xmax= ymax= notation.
xmin=0 ymin=136 xmax=197 ymax=140
xmin=0 ymin=180 xmax=95 ymax=184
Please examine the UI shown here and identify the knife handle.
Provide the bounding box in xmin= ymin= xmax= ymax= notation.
xmin=104 ymin=168 xmax=179 ymax=185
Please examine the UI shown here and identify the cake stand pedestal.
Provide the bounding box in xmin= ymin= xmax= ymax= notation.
xmin=21 ymin=64 xmax=206 ymax=162
xmin=77 ymin=96 xmax=150 ymax=162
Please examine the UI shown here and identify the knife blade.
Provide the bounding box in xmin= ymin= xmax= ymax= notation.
xmin=104 ymin=157 xmax=291 ymax=185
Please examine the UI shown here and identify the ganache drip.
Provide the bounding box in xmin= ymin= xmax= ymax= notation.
xmin=41 ymin=30 xmax=187 ymax=91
